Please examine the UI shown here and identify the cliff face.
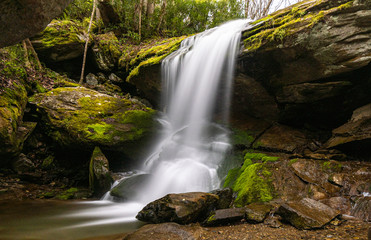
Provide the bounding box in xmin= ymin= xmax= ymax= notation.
xmin=0 ymin=0 xmax=73 ymax=48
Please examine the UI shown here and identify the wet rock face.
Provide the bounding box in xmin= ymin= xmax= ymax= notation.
xmin=136 ymin=192 xmax=219 ymax=224
xmin=89 ymin=147 xmax=113 ymax=197
xmin=0 ymin=0 xmax=73 ymax=48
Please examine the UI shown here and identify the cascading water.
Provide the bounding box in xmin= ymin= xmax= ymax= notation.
xmin=136 ymin=19 xmax=249 ymax=202
xmin=0 ymin=20 xmax=249 ymax=240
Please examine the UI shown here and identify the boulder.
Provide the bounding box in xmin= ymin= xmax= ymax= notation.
xmin=277 ymin=198 xmax=340 ymax=229
xmin=89 ymin=147 xmax=113 ymax=197
xmin=29 ymin=87 xmax=156 ymax=158
xmin=86 ymin=73 xmax=99 ymax=86
xmin=92 ymin=32 xmax=121 ymax=72
xmin=123 ymin=222 xmax=204 ymax=240
xmin=12 ymin=153 xmax=35 ymax=174
xmin=0 ymin=0 xmax=73 ymax=48
xmin=0 ymin=83 xmax=29 ymax=164
xmin=136 ymin=192 xmax=219 ymax=224
xmin=109 ymin=174 xmax=150 ymax=201
xmin=31 ymin=20 xmax=88 ymax=62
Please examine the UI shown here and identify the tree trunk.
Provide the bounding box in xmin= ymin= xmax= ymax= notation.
xmin=79 ymin=0 xmax=97 ymax=85
xmin=146 ymin=0 xmax=154 ymax=31
xmin=138 ymin=0 xmax=144 ymax=41
xmin=157 ymin=0 xmax=167 ymax=33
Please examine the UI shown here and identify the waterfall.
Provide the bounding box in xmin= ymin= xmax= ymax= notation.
xmin=135 ymin=19 xmax=249 ymax=203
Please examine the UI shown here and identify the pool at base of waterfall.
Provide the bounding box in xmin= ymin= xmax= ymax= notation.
xmin=0 ymin=200 xmax=145 ymax=240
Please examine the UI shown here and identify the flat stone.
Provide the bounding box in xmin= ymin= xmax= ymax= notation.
xmin=277 ymin=198 xmax=340 ymax=229
xmin=204 ymin=208 xmax=246 ymax=226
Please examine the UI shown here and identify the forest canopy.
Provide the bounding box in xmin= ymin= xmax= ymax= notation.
xmin=61 ymin=0 xmax=296 ymax=42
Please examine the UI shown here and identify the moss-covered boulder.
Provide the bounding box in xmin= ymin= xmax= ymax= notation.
xmin=92 ymin=32 xmax=122 ymax=72
xmin=224 ymin=152 xmax=278 ymax=207
xmin=0 ymin=82 xmax=29 ymax=164
xmin=29 ymin=87 xmax=156 ymax=157
xmin=31 ymin=20 xmax=90 ymax=62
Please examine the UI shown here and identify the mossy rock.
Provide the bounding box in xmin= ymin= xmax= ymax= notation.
xmin=31 ymin=19 xmax=92 ymax=62
xmin=29 ymin=87 xmax=156 ymax=157
xmin=224 ymin=152 xmax=278 ymax=207
xmin=92 ymin=32 xmax=122 ymax=72
xmin=0 ymin=82 xmax=28 ymax=164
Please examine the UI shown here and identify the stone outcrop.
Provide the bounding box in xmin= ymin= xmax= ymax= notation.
xmin=0 ymin=0 xmax=73 ymax=48
xmin=237 ymin=0 xmax=371 ymax=128
xmin=136 ymin=192 xmax=219 ymax=224
xmin=29 ymin=87 xmax=156 ymax=157
xmin=109 ymin=174 xmax=150 ymax=201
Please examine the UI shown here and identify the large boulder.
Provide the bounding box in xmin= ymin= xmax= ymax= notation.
xmin=136 ymin=192 xmax=219 ymax=224
xmin=31 ymin=20 xmax=89 ymax=63
xmin=277 ymin=198 xmax=340 ymax=229
xmin=29 ymin=87 xmax=156 ymax=157
xmin=92 ymin=32 xmax=122 ymax=72
xmin=0 ymin=0 xmax=73 ymax=48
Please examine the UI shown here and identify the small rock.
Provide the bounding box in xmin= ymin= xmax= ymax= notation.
xmin=203 ymin=208 xmax=246 ymax=226
xmin=244 ymin=202 xmax=273 ymax=223
xmin=108 ymin=73 xmax=122 ymax=83
xmin=86 ymin=73 xmax=99 ymax=86
xmin=12 ymin=154 xmax=35 ymax=173
xmin=109 ymin=174 xmax=150 ymax=201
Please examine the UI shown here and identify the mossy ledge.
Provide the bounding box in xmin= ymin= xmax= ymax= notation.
xmin=121 ymin=36 xmax=188 ymax=83
xmin=224 ymin=152 xmax=279 ymax=207
xmin=243 ymin=0 xmax=355 ymax=52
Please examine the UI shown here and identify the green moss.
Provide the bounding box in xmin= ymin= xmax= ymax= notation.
xmin=35 ymin=20 xmax=87 ymax=49
xmin=41 ymin=156 xmax=54 ymax=169
xmin=322 ymin=161 xmax=342 ymax=172
xmin=224 ymin=151 xmax=278 ymax=207
xmin=289 ymin=158 xmax=298 ymax=165
xmin=231 ymin=128 xmax=255 ymax=147
xmin=122 ymin=36 xmax=188 ymax=82
xmin=56 ymin=187 xmax=79 ymax=200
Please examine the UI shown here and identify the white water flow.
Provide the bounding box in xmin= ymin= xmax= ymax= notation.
xmin=0 ymin=20 xmax=250 ymax=240
xmin=137 ymin=19 xmax=249 ymax=202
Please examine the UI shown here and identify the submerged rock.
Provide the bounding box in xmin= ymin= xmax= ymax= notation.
xmin=29 ymin=87 xmax=156 ymax=157
xmin=89 ymin=147 xmax=113 ymax=197
xmin=109 ymin=174 xmax=150 ymax=201
xmin=136 ymin=192 xmax=219 ymax=224
xmin=277 ymin=198 xmax=340 ymax=229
